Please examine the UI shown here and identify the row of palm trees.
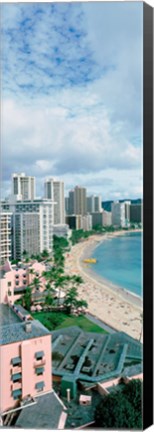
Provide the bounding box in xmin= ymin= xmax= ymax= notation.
xmin=20 ymin=237 xmax=88 ymax=314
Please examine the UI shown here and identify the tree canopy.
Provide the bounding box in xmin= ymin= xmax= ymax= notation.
xmin=95 ymin=379 xmax=142 ymax=430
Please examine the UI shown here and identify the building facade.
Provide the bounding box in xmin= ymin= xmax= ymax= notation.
xmin=102 ymin=211 xmax=112 ymax=227
xmin=0 ymin=303 xmax=52 ymax=415
xmin=12 ymin=173 xmax=35 ymax=201
xmin=44 ymin=178 xmax=65 ymax=225
xmin=0 ymin=212 xmax=12 ymax=265
xmin=2 ymin=200 xmax=54 ymax=260
xmin=74 ymin=186 xmax=87 ymax=216
xmin=130 ymin=204 xmax=142 ymax=223
xmin=111 ymin=202 xmax=126 ymax=227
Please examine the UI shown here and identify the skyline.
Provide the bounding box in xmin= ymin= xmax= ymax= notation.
xmin=2 ymin=2 xmax=143 ymax=201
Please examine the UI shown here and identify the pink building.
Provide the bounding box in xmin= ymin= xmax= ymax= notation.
xmin=0 ymin=303 xmax=52 ymax=415
xmin=0 ymin=260 xmax=46 ymax=305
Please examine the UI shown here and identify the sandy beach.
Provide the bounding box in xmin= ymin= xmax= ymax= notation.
xmin=65 ymin=230 xmax=143 ymax=342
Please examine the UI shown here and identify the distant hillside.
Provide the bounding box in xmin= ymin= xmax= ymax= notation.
xmin=102 ymin=199 xmax=142 ymax=212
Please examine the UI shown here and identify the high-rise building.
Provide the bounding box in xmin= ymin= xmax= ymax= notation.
xmin=102 ymin=211 xmax=112 ymax=227
xmin=12 ymin=173 xmax=35 ymax=201
xmin=130 ymin=203 xmax=142 ymax=223
xmin=94 ymin=195 xmax=102 ymax=212
xmin=124 ymin=201 xmax=131 ymax=226
xmin=44 ymin=178 xmax=53 ymax=200
xmin=87 ymin=195 xmax=102 ymax=213
xmin=44 ymin=178 xmax=65 ymax=225
xmin=2 ymin=199 xmax=54 ymax=260
xmin=91 ymin=212 xmax=103 ymax=228
xmin=68 ymin=190 xmax=75 ymax=215
xmin=65 ymin=197 xmax=69 ymax=215
xmin=111 ymin=202 xmax=126 ymax=227
xmin=74 ymin=186 xmax=87 ymax=216
xmin=0 ymin=212 xmax=12 ymax=265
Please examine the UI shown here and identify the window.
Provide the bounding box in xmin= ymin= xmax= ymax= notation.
xmin=11 ymin=357 xmax=21 ymax=366
xmin=35 ymin=367 xmax=44 ymax=376
xmin=12 ymin=389 xmax=22 ymax=400
xmin=7 ymin=281 xmax=11 ymax=287
xmin=16 ymin=281 xmax=19 ymax=286
xmin=23 ymin=280 xmax=26 ymax=285
xmin=35 ymin=351 xmax=44 ymax=360
xmin=15 ymin=275 xmax=19 ymax=279
xmin=35 ymin=381 xmax=45 ymax=392
xmin=12 ymin=373 xmax=22 ymax=383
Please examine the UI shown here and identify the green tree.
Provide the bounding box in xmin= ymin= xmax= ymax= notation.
xmin=22 ymin=287 xmax=32 ymax=311
xmin=95 ymin=381 xmax=142 ymax=430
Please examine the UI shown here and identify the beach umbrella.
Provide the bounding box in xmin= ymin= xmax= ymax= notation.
xmin=36 ymin=304 xmax=42 ymax=311
xmin=30 ymin=305 xmax=36 ymax=312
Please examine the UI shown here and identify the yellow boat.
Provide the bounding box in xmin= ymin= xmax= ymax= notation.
xmin=83 ymin=258 xmax=97 ymax=264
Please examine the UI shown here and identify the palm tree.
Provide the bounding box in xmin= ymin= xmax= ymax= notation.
xmin=30 ymin=276 xmax=42 ymax=292
xmin=64 ymin=287 xmax=78 ymax=314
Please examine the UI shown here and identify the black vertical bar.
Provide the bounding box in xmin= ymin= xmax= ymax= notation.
xmin=143 ymin=2 xmax=153 ymax=430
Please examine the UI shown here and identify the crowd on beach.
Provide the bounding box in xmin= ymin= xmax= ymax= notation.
xmin=65 ymin=230 xmax=143 ymax=342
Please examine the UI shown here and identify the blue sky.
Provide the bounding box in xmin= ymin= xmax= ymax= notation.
xmin=1 ymin=2 xmax=143 ymax=200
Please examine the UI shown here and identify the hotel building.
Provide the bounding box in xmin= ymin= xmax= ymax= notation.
xmin=44 ymin=178 xmax=65 ymax=225
xmin=2 ymin=199 xmax=54 ymax=260
xmin=130 ymin=203 xmax=142 ymax=223
xmin=74 ymin=186 xmax=87 ymax=216
xmin=87 ymin=195 xmax=102 ymax=213
xmin=111 ymin=202 xmax=126 ymax=227
xmin=102 ymin=211 xmax=112 ymax=227
xmin=12 ymin=173 xmax=35 ymax=201
xmin=0 ymin=212 xmax=12 ymax=265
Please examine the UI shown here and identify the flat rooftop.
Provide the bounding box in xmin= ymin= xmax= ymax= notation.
xmin=0 ymin=304 xmax=50 ymax=345
xmin=51 ymin=326 xmax=142 ymax=383
xmin=15 ymin=391 xmax=66 ymax=429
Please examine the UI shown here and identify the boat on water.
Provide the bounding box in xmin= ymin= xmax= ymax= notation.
xmin=83 ymin=258 xmax=97 ymax=264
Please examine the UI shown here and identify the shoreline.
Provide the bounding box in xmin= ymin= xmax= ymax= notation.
xmin=79 ymin=231 xmax=142 ymax=308
xmin=65 ymin=230 xmax=143 ymax=341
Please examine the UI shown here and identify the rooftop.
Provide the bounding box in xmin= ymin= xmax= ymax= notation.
xmin=51 ymin=326 xmax=142 ymax=383
xmin=0 ymin=304 xmax=50 ymax=345
xmin=15 ymin=391 xmax=66 ymax=429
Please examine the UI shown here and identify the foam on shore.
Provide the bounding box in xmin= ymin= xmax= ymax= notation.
xmin=65 ymin=230 xmax=143 ymax=341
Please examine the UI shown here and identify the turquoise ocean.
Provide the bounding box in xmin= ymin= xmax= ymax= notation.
xmin=91 ymin=232 xmax=142 ymax=298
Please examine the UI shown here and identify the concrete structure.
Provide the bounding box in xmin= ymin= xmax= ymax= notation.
xmin=2 ymin=199 xmax=54 ymax=260
xmin=65 ymin=197 xmax=69 ymax=215
xmin=53 ymin=224 xmax=70 ymax=239
xmin=102 ymin=211 xmax=112 ymax=227
xmin=12 ymin=173 xmax=35 ymax=201
xmin=130 ymin=204 xmax=142 ymax=223
xmin=74 ymin=186 xmax=87 ymax=216
xmin=44 ymin=178 xmax=65 ymax=225
xmin=91 ymin=212 xmax=103 ymax=228
xmin=111 ymin=202 xmax=126 ymax=227
xmin=82 ymin=214 xmax=92 ymax=231
xmin=68 ymin=190 xmax=75 ymax=215
xmin=51 ymin=327 xmax=142 ymax=384
xmin=66 ymin=214 xmax=92 ymax=231
xmin=87 ymin=195 xmax=102 ymax=213
xmin=79 ymin=395 xmax=92 ymax=406
xmin=124 ymin=201 xmax=131 ymax=227
xmin=0 ymin=212 xmax=12 ymax=265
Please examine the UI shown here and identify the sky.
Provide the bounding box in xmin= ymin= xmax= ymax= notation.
xmin=1 ymin=2 xmax=143 ymax=201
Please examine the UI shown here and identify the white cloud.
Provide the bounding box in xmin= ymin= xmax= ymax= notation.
xmin=1 ymin=2 xmax=143 ymax=200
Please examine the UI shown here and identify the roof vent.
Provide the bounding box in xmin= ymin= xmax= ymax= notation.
xmin=25 ymin=321 xmax=32 ymax=333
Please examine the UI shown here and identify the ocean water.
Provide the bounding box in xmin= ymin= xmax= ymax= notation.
xmin=91 ymin=232 xmax=142 ymax=297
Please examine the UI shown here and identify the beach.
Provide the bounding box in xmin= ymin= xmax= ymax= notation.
xmin=65 ymin=230 xmax=143 ymax=342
